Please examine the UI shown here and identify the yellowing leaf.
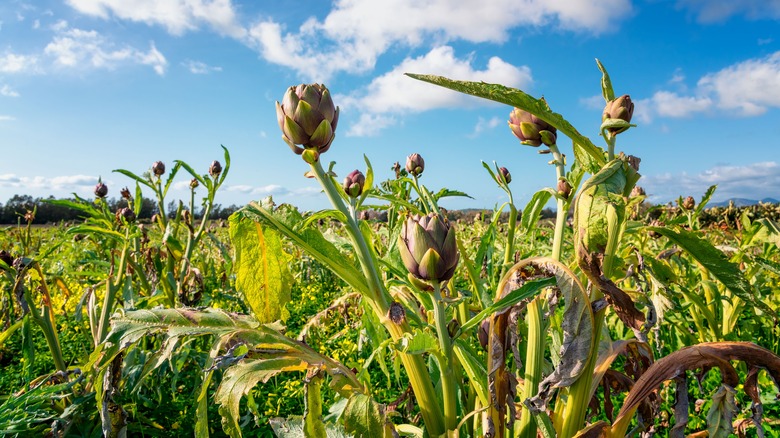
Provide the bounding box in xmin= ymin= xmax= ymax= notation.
xmin=229 ymin=215 xmax=292 ymax=323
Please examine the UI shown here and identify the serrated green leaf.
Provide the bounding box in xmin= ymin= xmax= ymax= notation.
xmin=342 ymin=394 xmax=385 ymax=438
xmin=405 ymin=73 xmax=606 ymax=168
xmin=645 ymin=226 xmax=774 ymax=316
xmin=229 ymin=215 xmax=292 ymax=323
xmin=395 ymin=329 xmax=438 ymax=355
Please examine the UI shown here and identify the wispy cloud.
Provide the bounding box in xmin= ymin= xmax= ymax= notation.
xmin=45 ymin=27 xmax=168 ymax=75
xmin=183 ymin=60 xmax=222 ymax=74
xmin=642 ymin=161 xmax=780 ymax=202
xmin=469 ymin=116 xmax=502 ymax=138
xmin=0 ymin=173 xmax=99 ymax=191
xmin=0 ymin=52 xmax=39 ymax=74
xmin=66 ymin=0 xmax=246 ymax=38
xmin=339 ymin=46 xmax=532 ymax=136
xmin=225 ymin=184 xmax=321 ymax=197
xmin=676 ymin=0 xmax=780 ymax=23
xmin=247 ymin=0 xmax=632 ymax=81
xmin=637 ymin=51 xmax=780 ymax=121
xmin=0 ymin=115 xmax=16 ymax=121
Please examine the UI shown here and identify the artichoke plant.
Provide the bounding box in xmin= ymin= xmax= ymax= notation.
xmin=508 ymin=107 xmax=557 ymax=147
xmin=398 ymin=213 xmax=459 ymax=286
xmin=152 ymin=161 xmax=166 ymax=177
xmin=94 ymin=181 xmax=108 ymax=198
xmin=276 ymin=83 xmax=339 ymax=158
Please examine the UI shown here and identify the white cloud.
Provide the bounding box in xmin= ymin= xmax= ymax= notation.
xmin=580 ymin=94 xmax=605 ymax=110
xmin=469 ymin=116 xmax=502 ymax=138
xmin=346 ymin=114 xmax=398 ymax=137
xmin=44 ymin=27 xmax=168 ymax=75
xmin=339 ymin=46 xmax=531 ymax=136
xmin=0 ymin=85 xmax=19 ymax=97
xmin=183 ymin=60 xmax=222 ymax=74
xmin=676 ymin=0 xmax=780 ymax=23
xmin=0 ymin=52 xmax=39 ymax=73
xmin=225 ymin=184 xmax=321 ymax=197
xmin=642 ymin=161 xmax=780 ymax=202
xmin=66 ymin=0 xmax=246 ymax=38
xmin=639 ymin=51 xmax=780 ymax=121
xmin=248 ymin=0 xmax=631 ymax=80
xmin=0 ymin=115 xmax=16 ymax=121
xmin=0 ymin=174 xmax=99 ymax=191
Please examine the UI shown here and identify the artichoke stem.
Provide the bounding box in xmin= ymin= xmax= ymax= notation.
xmin=433 ymin=284 xmax=458 ymax=433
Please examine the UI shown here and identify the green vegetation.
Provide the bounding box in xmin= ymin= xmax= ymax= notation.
xmin=1 ymin=61 xmax=780 ymax=437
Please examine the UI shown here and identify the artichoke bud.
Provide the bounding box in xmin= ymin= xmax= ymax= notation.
xmin=509 ymin=108 xmax=557 ymax=147
xmin=648 ymin=220 xmax=664 ymax=239
xmin=120 ymin=187 xmax=132 ymax=199
xmin=152 ymin=161 xmax=166 ymax=177
xmin=398 ymin=213 xmax=459 ymax=287
xmin=602 ymin=94 xmax=635 ymax=135
xmin=302 ymin=148 xmax=320 ymax=164
xmin=209 ymin=160 xmax=222 ymax=178
xmin=94 ymin=181 xmax=108 ymax=198
xmin=115 ymin=207 xmax=135 ymax=224
xmin=343 ymin=169 xmax=366 ymax=198
xmin=406 ymin=153 xmax=425 ymax=177
xmin=626 ymin=155 xmax=641 ymax=172
xmin=557 ymin=179 xmax=572 ymax=199
xmin=681 ymin=196 xmax=695 ymax=210
xmin=276 ymin=83 xmax=339 ymax=158
xmin=190 ymin=178 xmax=199 ymax=190
xmin=631 ymin=186 xmax=646 ymax=197
xmin=498 ymin=167 xmax=512 ymax=184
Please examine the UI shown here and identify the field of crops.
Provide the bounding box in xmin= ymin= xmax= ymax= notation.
xmin=2 ymin=63 xmax=780 ymax=438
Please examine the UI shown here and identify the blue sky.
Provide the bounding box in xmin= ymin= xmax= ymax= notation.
xmin=1 ymin=0 xmax=779 ymax=213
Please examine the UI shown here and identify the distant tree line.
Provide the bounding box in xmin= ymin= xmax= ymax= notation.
xmin=0 ymin=194 xmax=242 ymax=224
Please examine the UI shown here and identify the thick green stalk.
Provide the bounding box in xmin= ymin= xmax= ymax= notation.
xmin=516 ymin=298 xmax=545 ymax=438
xmin=310 ymin=160 xmax=445 ymax=436
xmin=500 ymin=202 xmax=518 ymax=278
xmin=432 ymin=284 xmax=458 ymax=432
xmin=97 ymin=237 xmax=130 ymax=345
xmin=548 ymin=144 xmax=567 ymax=262
xmin=22 ymin=266 xmax=66 ymax=372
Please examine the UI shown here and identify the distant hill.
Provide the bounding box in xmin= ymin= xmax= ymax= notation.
xmin=709 ymin=198 xmax=780 ymax=207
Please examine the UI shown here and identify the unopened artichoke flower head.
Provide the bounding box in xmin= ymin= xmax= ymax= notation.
xmin=603 ymin=95 xmax=634 ymax=135
xmin=276 ymin=83 xmax=339 ymax=161
xmin=398 ymin=213 xmax=459 ymax=288
xmin=508 ymin=108 xmax=557 ymax=147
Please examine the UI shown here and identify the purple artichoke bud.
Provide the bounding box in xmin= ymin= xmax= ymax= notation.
xmin=398 ymin=213 xmax=459 ymax=285
xmin=94 ymin=181 xmax=108 ymax=198
xmin=190 ymin=178 xmax=199 ymax=190
xmin=603 ymin=95 xmax=634 ymax=135
xmin=276 ymin=83 xmax=339 ymax=156
xmin=508 ymin=108 xmax=557 ymax=147
xmin=631 ymin=186 xmax=646 ymax=197
xmin=406 ymin=153 xmax=425 ymax=177
xmin=681 ymin=196 xmax=695 ymax=210
xmin=0 ymin=250 xmax=12 ymax=269
xmin=209 ymin=160 xmax=222 ymax=178
xmin=557 ymin=179 xmax=572 ymax=199
xmin=120 ymin=187 xmax=132 ymax=200
xmin=116 ymin=207 xmax=136 ymax=223
xmin=343 ymin=170 xmax=366 ymax=198
xmin=152 ymin=161 xmax=166 ymax=176
xmin=498 ymin=167 xmax=512 ymax=184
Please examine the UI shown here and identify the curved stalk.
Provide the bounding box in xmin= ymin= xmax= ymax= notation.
xmin=500 ymin=201 xmax=518 ymax=278
xmin=309 ymin=160 xmax=446 ymax=436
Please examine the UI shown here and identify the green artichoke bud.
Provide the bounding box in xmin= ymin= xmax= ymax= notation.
xmin=209 ymin=160 xmax=222 ymax=178
xmin=406 ymin=153 xmax=425 ymax=177
xmin=602 ymin=95 xmax=634 ymax=135
xmin=276 ymin=83 xmax=339 ymax=156
xmin=152 ymin=161 xmax=166 ymax=177
xmin=681 ymin=196 xmax=695 ymax=210
xmin=398 ymin=213 xmax=459 ymax=286
xmin=94 ymin=181 xmax=108 ymax=198
xmin=342 ymin=170 xmax=365 ymax=198
xmin=498 ymin=166 xmax=512 ymax=184
xmin=508 ymin=108 xmax=557 ymax=147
